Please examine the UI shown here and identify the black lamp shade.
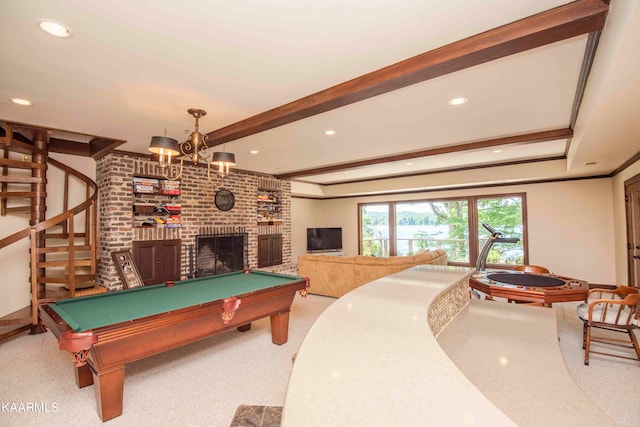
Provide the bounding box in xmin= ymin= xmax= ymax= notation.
xmin=212 ymin=151 xmax=236 ymax=166
xmin=148 ymin=136 xmax=180 ymax=156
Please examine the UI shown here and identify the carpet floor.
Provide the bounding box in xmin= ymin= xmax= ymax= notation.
xmin=0 ymin=295 xmax=637 ymax=426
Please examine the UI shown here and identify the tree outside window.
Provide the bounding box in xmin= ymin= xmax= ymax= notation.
xmin=477 ymin=196 xmax=524 ymax=265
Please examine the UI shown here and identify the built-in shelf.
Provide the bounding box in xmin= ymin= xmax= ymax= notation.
xmin=257 ymin=177 xmax=283 ymax=267
xmin=257 ymin=220 xmax=282 ymax=225
xmin=132 ymin=176 xmax=181 ymax=229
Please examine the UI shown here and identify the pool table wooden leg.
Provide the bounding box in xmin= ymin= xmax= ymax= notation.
xmin=75 ymin=363 xmax=94 ymax=388
xmin=270 ymin=311 xmax=290 ymax=345
xmin=94 ymin=366 xmax=125 ymax=422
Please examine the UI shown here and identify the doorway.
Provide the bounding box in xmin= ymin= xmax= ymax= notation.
xmin=624 ymin=173 xmax=640 ymax=287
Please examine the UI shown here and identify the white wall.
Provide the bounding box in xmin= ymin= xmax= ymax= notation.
xmin=292 ymin=178 xmax=616 ymax=285
xmin=0 ymin=153 xmax=96 ymax=318
xmin=291 ymin=198 xmax=360 ymax=260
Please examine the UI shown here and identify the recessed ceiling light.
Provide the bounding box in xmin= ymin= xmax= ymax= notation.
xmin=38 ymin=19 xmax=72 ymax=38
xmin=343 ymin=171 xmax=350 ymax=175
xmin=448 ymin=97 xmax=467 ymax=106
xmin=493 ymin=149 xmax=502 ymax=154
xmin=406 ymin=162 xmax=413 ymax=166
xmin=11 ymin=98 xmax=32 ymax=106
xmin=249 ymin=150 xmax=259 ymax=154
xmin=324 ymin=130 xmax=336 ymax=136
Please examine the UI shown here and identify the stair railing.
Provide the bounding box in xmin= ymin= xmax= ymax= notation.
xmin=0 ymin=144 xmax=98 ymax=326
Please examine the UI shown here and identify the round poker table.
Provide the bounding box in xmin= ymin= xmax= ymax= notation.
xmin=485 ymin=273 xmax=566 ymax=288
xmin=469 ymin=271 xmax=588 ymax=305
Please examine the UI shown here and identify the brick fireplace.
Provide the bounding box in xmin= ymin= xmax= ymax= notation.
xmin=96 ymin=152 xmax=292 ymax=290
xmin=195 ymin=230 xmax=248 ymax=277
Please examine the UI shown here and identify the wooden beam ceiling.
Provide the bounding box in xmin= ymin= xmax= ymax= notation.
xmin=275 ymin=128 xmax=573 ymax=179
xmin=204 ymin=0 xmax=608 ymax=147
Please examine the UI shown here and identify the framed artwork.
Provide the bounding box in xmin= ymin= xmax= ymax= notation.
xmin=111 ymin=250 xmax=144 ymax=289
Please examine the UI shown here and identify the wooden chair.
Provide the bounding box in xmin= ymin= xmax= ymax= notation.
xmin=576 ymin=286 xmax=640 ymax=365
xmin=513 ymin=265 xmax=550 ymax=274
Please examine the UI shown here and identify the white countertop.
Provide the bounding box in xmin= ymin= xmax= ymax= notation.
xmin=437 ymin=298 xmax=616 ymax=426
xmin=282 ymin=264 xmax=614 ymax=426
xmin=282 ymin=265 xmax=516 ymax=426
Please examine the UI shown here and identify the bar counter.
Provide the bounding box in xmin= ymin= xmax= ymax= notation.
xmin=282 ymin=265 xmax=614 ymax=426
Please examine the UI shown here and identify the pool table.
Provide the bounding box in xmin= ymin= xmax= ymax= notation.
xmin=38 ymin=270 xmax=309 ymax=422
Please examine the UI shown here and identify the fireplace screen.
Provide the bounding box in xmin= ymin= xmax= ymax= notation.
xmin=196 ymin=233 xmax=248 ymax=277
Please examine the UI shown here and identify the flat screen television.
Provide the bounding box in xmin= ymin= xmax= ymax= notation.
xmin=307 ymin=227 xmax=343 ymax=252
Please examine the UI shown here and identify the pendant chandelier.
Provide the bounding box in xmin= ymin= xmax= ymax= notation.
xmin=148 ymin=108 xmax=236 ymax=182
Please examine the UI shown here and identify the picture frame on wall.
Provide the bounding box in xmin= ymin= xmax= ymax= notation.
xmin=111 ymin=250 xmax=145 ymax=289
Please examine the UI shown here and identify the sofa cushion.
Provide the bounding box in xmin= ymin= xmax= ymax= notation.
xmin=386 ymin=256 xmax=413 ymax=266
xmin=354 ymin=255 xmax=388 ymax=266
xmin=299 ymin=253 xmax=355 ymax=264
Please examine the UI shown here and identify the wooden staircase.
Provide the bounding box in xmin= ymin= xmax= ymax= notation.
xmin=0 ymin=123 xmax=98 ymax=341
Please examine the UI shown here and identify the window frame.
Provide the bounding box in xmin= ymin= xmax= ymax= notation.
xmin=358 ymin=192 xmax=528 ymax=268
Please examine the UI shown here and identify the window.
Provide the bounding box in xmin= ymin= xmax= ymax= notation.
xmin=477 ymin=196 xmax=524 ymax=265
xmin=359 ymin=193 xmax=526 ymax=267
xmin=394 ymin=200 xmax=469 ymax=262
xmin=360 ymin=204 xmax=390 ymax=257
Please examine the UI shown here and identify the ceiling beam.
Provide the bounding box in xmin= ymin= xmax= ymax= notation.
xmin=275 ymin=128 xmax=573 ymax=179
xmin=89 ymin=138 xmax=126 ymax=159
xmin=205 ymin=0 xmax=608 ymax=145
xmin=48 ymin=138 xmax=91 ymax=156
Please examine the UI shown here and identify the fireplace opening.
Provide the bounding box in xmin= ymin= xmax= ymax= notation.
xmin=196 ymin=232 xmax=248 ymax=277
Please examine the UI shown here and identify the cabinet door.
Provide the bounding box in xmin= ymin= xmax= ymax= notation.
xmin=269 ymin=234 xmax=282 ymax=265
xmin=133 ymin=239 xmax=181 ymax=285
xmin=257 ymin=234 xmax=282 ymax=267
xmin=133 ymin=240 xmax=159 ymax=285
xmin=160 ymin=240 xmax=182 ymax=282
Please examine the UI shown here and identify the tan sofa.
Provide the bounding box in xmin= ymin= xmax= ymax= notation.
xmin=298 ymin=249 xmax=448 ymax=298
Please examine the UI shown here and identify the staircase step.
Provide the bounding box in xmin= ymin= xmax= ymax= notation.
xmin=0 ymin=324 xmax=32 ymax=342
xmin=38 ymin=245 xmax=92 ymax=254
xmin=37 ymin=286 xmax=68 ymax=301
xmin=0 ymin=175 xmax=44 ymax=184
xmin=0 ymin=191 xmax=37 ymax=198
xmin=4 ymin=206 xmax=30 ymax=214
xmin=44 ymin=233 xmax=88 ymax=239
xmin=37 ymin=259 xmax=93 ymax=268
xmin=0 ymin=157 xmax=46 ymax=170
xmin=0 ymin=316 xmax=33 ymax=326
xmin=0 ymin=305 xmax=34 ymax=342
xmin=38 ymin=274 xmax=96 ymax=285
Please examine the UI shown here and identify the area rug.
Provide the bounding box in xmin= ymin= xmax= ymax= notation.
xmin=229 ymin=405 xmax=282 ymax=427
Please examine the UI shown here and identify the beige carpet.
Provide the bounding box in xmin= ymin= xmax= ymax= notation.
xmin=0 ymin=295 xmax=637 ymax=426
xmin=555 ymin=302 xmax=640 ymax=426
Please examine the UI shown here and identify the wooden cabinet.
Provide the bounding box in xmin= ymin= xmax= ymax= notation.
xmin=132 ymin=239 xmax=181 ymax=285
xmin=258 ymin=234 xmax=282 ymax=268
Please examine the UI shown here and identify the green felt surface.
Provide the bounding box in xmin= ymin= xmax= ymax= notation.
xmin=50 ymin=271 xmax=302 ymax=332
